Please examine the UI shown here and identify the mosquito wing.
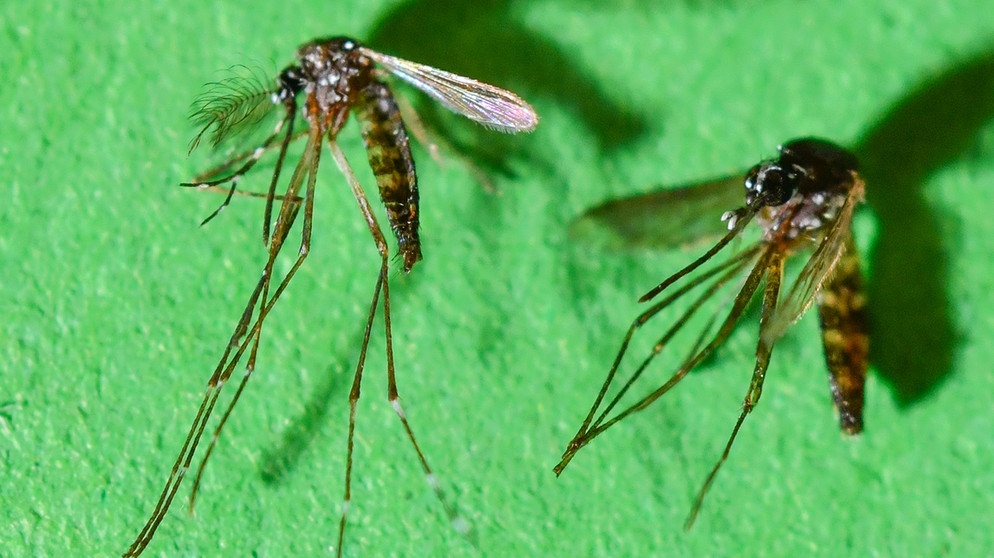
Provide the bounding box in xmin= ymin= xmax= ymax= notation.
xmin=359 ymin=48 xmax=538 ymax=134
xmin=760 ymin=175 xmax=866 ymax=347
xmin=189 ymin=66 xmax=282 ymax=152
xmin=570 ymin=175 xmax=746 ymax=252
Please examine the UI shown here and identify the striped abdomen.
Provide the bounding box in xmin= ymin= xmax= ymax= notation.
xmin=817 ymin=233 xmax=869 ymax=434
xmin=356 ymin=81 xmax=421 ymax=272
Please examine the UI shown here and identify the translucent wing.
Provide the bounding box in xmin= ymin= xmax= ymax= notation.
xmin=189 ymin=66 xmax=281 ymax=151
xmin=760 ymin=174 xmax=866 ymax=346
xmin=359 ymin=47 xmax=538 ymax=134
xmin=569 ymin=175 xmax=746 ymax=252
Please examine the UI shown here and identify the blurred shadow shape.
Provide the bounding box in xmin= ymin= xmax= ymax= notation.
xmin=260 ymin=358 xmax=347 ymax=485
xmin=855 ymin=48 xmax=994 ymax=407
xmin=257 ymin=272 xmax=426 ymax=483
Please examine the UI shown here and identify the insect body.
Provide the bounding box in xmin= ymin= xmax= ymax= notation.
xmin=556 ymin=138 xmax=867 ymax=528
xmin=124 ymin=36 xmax=536 ymax=557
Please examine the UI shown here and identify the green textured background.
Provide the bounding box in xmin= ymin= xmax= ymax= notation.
xmin=3 ymin=1 xmax=994 ymax=556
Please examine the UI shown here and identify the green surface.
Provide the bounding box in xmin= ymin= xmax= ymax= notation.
xmin=3 ymin=1 xmax=994 ymax=557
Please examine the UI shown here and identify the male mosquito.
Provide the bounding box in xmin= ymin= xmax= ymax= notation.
xmin=123 ymin=36 xmax=537 ymax=557
xmin=555 ymin=138 xmax=868 ymax=528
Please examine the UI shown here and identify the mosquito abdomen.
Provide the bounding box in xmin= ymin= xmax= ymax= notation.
xmin=356 ymin=81 xmax=421 ymax=272
xmin=817 ymin=234 xmax=868 ymax=434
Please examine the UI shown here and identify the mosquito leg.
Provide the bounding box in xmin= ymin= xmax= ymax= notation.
xmin=555 ymin=246 xmax=761 ymax=475
xmin=123 ymin=277 xmax=267 ymax=557
xmin=186 ymin=130 xmax=320 ymax=512
xmin=381 ymin=256 xmax=466 ymax=536
xmin=328 ymin=141 xmax=463 ymax=556
xmin=683 ymin=250 xmax=784 ymax=530
xmin=335 ymin=259 xmax=383 ymax=558
xmin=183 ymin=105 xmax=301 ymax=230
xmin=563 ymin=262 xmax=764 ymax=465
xmin=591 ymin=248 xmax=761 ymax=429
xmin=326 ymin=140 xmax=386 ymax=557
xmin=124 ymin=262 xmax=274 ymax=556
xmin=640 ymin=208 xmax=756 ymax=302
xmin=188 ymin=184 xmax=300 ymax=202
xmin=124 ymin=134 xmax=320 ymax=558
xmin=185 ymin=196 xmax=304 ymax=511
xmin=184 ymin=114 xmax=301 ymax=185
xmin=390 ymin=86 xmax=443 ymax=165
xmin=185 ymin=129 xmax=310 ymax=187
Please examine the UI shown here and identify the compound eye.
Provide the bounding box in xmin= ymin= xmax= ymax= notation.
xmin=761 ymin=169 xmax=788 ymax=205
xmin=276 ymin=67 xmax=306 ymax=101
xmin=745 ymin=163 xmax=789 ymax=207
xmin=771 ymin=169 xmax=799 ymax=205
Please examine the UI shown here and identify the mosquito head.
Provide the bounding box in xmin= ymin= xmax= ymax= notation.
xmin=744 ymin=161 xmax=803 ymax=208
xmin=273 ymin=66 xmax=306 ymax=104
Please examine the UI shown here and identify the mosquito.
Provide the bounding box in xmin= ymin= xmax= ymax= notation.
xmin=555 ymin=138 xmax=868 ymax=528
xmin=123 ymin=36 xmax=537 ymax=557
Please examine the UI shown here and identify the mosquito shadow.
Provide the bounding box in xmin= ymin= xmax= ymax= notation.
xmin=0 ymin=399 xmax=25 ymax=435
xmin=255 ymin=273 xmax=421 ymax=486
xmin=854 ymin=47 xmax=994 ymax=407
xmin=259 ymin=356 xmax=350 ymax=485
xmin=366 ymin=0 xmax=650 ymax=157
xmin=259 ymin=260 xmax=421 ymax=485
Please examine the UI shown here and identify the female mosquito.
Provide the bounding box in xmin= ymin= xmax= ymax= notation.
xmin=555 ymin=138 xmax=868 ymax=528
xmin=123 ymin=36 xmax=537 ymax=557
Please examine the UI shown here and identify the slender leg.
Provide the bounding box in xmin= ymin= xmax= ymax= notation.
xmin=183 ymin=104 xmax=301 ymax=238
xmin=555 ymin=245 xmax=763 ymax=474
xmin=683 ymin=249 xmax=784 ymax=529
xmin=327 ymin=142 xmax=463 ymax=558
xmin=123 ymin=129 xmax=321 ymax=557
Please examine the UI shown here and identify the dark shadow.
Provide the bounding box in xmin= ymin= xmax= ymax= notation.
xmin=259 ymin=355 xmax=348 ymax=484
xmin=367 ymin=0 xmax=650 ymax=159
xmin=0 ymin=399 xmax=24 ymax=433
xmin=854 ymin=48 xmax=994 ymax=406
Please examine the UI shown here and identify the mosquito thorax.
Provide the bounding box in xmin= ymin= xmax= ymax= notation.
xmin=749 ymin=138 xmax=860 ymax=240
xmin=296 ymin=36 xmax=366 ymax=76
xmin=294 ymin=37 xmax=372 ymax=110
xmin=778 ymin=138 xmax=859 ymax=197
